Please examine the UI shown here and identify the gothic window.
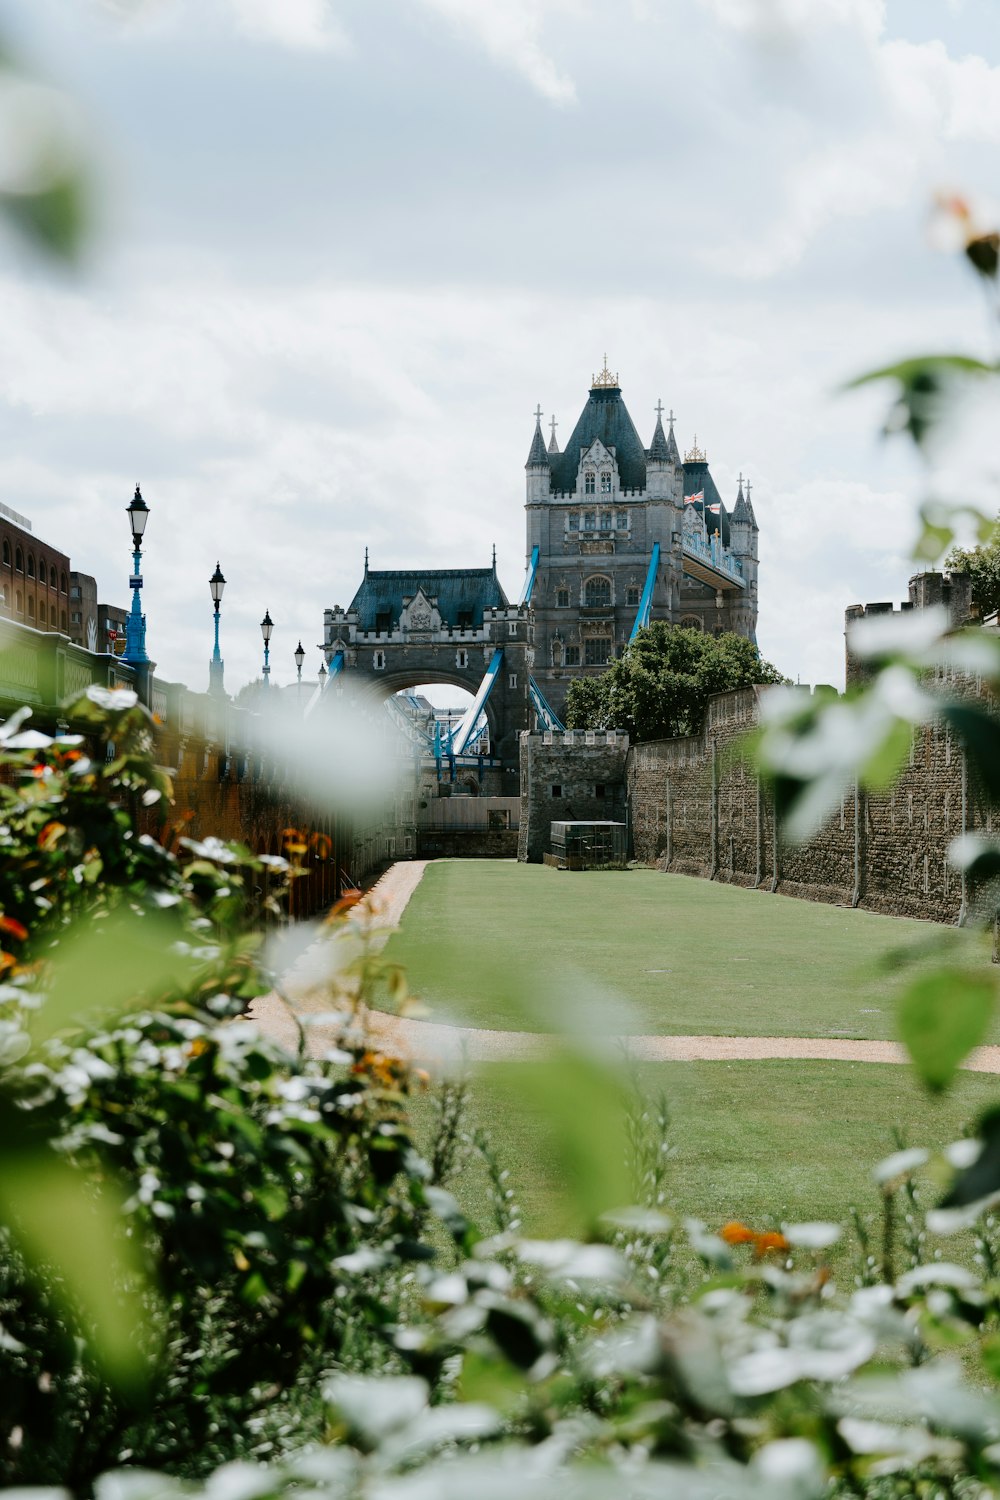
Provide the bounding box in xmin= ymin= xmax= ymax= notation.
xmin=27 ymin=597 xmax=35 ymax=620
xmin=568 ymin=512 xmax=579 ymax=530
xmin=26 ymin=554 xmax=35 ymax=579
xmin=508 ymin=620 xmax=517 ymax=636
xmin=38 ymin=601 xmax=46 ymax=625
xmin=585 ymin=636 xmax=612 ymax=665
xmin=61 ymin=572 xmax=67 ymax=593
xmin=564 ymin=645 xmax=580 ymax=666
xmin=616 ymin=512 xmax=628 ymax=530
xmin=1 ymin=541 xmax=8 ymax=566
xmin=600 ymin=511 xmax=612 ymax=530
xmin=15 ymin=589 xmax=22 ymax=614
xmin=373 ymin=650 xmax=385 ymax=670
xmin=584 ymin=472 xmax=595 ymax=494
xmin=600 ymin=471 xmax=612 ymax=494
xmin=556 ymin=588 xmax=569 ymax=608
xmin=583 ymin=511 xmax=596 ymax=531
xmin=508 ymin=672 xmax=517 ymax=688
xmin=626 ymin=585 xmax=640 ymax=607
xmin=456 ymin=648 xmax=469 ymax=668
xmin=584 ymin=575 xmax=612 ymax=608
xmin=551 ymin=639 xmax=563 ymax=665
xmin=680 ymin=614 xmax=703 ymax=632
xmin=15 ymin=548 xmax=22 ymax=572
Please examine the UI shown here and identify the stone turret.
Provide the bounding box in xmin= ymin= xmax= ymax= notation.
xmin=645 ymin=403 xmax=674 ymax=501
xmin=525 ymin=408 xmax=550 ymax=503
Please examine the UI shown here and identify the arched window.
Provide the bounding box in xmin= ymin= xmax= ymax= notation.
xmin=61 ymin=609 xmax=67 ymax=630
xmin=584 ymin=575 xmax=612 ymax=608
xmin=584 ymin=471 xmax=595 ymax=495
xmin=15 ymin=589 xmax=23 ymax=615
xmin=38 ymin=601 xmax=46 ymax=625
xmin=60 ymin=572 xmax=67 ymax=593
xmin=626 ymin=585 xmax=640 ymax=608
xmin=26 ymin=554 xmax=35 ymax=579
xmin=27 ymin=597 xmax=34 ymax=620
xmin=15 ymin=547 xmax=23 ymax=572
xmin=680 ymin=614 xmax=703 ymax=633
xmin=49 ymin=564 xmax=57 ymax=587
xmin=600 ymin=471 xmax=612 ymax=494
xmin=1 ymin=541 xmax=8 ymax=566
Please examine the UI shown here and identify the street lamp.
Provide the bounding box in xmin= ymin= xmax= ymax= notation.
xmin=260 ymin=609 xmax=273 ymax=687
xmin=294 ymin=640 xmax=305 ymax=681
xmin=122 ymin=483 xmax=149 ymax=665
xmin=209 ymin=561 xmax=226 ymax=695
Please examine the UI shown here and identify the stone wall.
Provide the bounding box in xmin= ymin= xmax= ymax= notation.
xmin=518 ymin=730 xmax=629 ymax=863
xmin=626 ymin=681 xmax=985 ymax=923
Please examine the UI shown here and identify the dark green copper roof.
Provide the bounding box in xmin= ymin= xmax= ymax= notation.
xmin=548 ymin=383 xmax=648 ymax=495
xmin=348 ymin=568 xmax=509 ymax=631
xmin=683 ymin=460 xmax=730 ymax=546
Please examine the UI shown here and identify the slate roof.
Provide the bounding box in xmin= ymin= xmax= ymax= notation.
xmin=647 ymin=413 xmax=670 ymax=462
xmin=548 ymin=382 xmax=648 ymax=494
xmin=664 ymin=420 xmax=681 ymax=465
xmin=348 ymin=568 xmax=509 ymax=631
xmin=732 ymin=479 xmax=752 ymax=527
xmin=683 ymin=460 xmax=730 ymax=546
xmin=526 ymin=418 xmax=549 ymax=467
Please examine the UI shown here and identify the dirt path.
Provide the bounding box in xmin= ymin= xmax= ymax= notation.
xmin=249 ymin=860 xmax=1000 ymax=1076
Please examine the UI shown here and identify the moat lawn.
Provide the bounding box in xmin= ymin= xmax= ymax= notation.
xmin=383 ymin=860 xmax=992 ymax=1042
xmin=411 ymin=1060 xmax=999 ymax=1277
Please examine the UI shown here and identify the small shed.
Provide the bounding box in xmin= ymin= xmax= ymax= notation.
xmin=547 ymin=821 xmax=627 ymax=870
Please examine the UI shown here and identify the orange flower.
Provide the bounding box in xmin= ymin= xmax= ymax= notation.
xmin=0 ymin=952 xmax=15 ymax=975
xmin=330 ymin=891 xmax=363 ymax=917
xmin=753 ymin=1231 xmax=790 ymax=1258
xmin=38 ymin=822 xmax=66 ymax=851
xmin=0 ymin=915 xmax=28 ymax=942
xmin=719 ymin=1221 xmax=756 ymax=1246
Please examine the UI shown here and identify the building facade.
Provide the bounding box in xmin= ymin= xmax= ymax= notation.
xmin=527 ymin=364 xmax=759 ymax=719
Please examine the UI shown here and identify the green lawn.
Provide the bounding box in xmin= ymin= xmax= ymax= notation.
xmin=383 ymin=861 xmax=993 ymax=1041
xmin=411 ymin=1059 xmax=1000 ymax=1278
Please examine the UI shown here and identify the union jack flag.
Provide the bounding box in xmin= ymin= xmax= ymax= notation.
xmin=685 ymin=490 xmax=704 ymax=505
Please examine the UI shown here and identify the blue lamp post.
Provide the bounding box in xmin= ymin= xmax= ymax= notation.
xmin=209 ymin=562 xmax=226 ymax=695
xmin=260 ymin=609 xmax=273 ymax=687
xmin=122 ymin=484 xmax=149 ymax=665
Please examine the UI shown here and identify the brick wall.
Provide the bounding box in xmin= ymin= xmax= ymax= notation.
xmin=518 ymin=731 xmax=629 ymax=863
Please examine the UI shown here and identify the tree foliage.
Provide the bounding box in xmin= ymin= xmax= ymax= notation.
xmin=564 ymin=623 xmax=785 ymax=743
xmin=945 ymin=512 xmax=1000 ymax=618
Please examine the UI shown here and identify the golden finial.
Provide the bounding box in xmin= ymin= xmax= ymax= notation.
xmin=591 ymin=353 xmax=619 ymax=389
xmin=684 ymin=433 xmax=706 ymax=462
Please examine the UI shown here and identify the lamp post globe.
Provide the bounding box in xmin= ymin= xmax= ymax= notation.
xmin=294 ymin=640 xmax=305 ymax=681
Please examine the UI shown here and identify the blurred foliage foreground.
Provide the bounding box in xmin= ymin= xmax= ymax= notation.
xmin=9 ymin=224 xmax=1000 ymax=1499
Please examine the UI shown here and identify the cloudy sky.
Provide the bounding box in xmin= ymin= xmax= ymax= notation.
xmin=0 ymin=0 xmax=998 ymax=699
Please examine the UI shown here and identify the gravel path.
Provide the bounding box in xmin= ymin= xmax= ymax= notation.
xmin=250 ymin=860 xmax=1000 ymax=1076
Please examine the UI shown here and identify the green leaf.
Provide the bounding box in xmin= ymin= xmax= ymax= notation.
xmin=845 ymin=354 xmax=997 ymax=451
xmin=0 ymin=1146 xmax=150 ymax=1387
xmin=898 ymin=969 xmax=995 ymax=1092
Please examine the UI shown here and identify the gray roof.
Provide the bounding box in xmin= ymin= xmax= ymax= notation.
xmin=731 ymin=479 xmax=752 ymax=526
xmin=526 ymin=418 xmax=549 ymax=467
xmin=348 ymin=568 xmax=509 ymax=631
xmin=548 ymin=382 xmax=648 ymax=494
xmin=647 ymin=413 xmax=670 ymax=462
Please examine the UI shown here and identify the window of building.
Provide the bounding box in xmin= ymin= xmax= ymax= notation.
xmin=60 ymin=609 xmax=67 ymax=630
xmin=595 ymin=784 xmax=606 ymax=798
xmin=38 ymin=601 xmax=46 ymax=625
xmin=70 ymin=585 xmax=81 ymax=600
xmin=508 ymin=672 xmax=517 ymax=688
xmin=373 ymin=650 xmax=385 ymax=670
xmin=1 ymin=541 xmax=8 ymax=566
xmin=456 ymin=609 xmax=473 ymax=631
xmin=584 ymin=472 xmax=595 ymax=494
xmin=584 ymin=575 xmax=612 ymax=607
xmin=375 ymin=611 xmax=391 ymax=634
xmin=626 ymin=585 xmax=640 ymax=607
xmin=60 ymin=572 xmax=67 ymax=593
xmin=15 ymin=589 xmax=22 ymax=614
xmin=26 ymin=554 xmax=35 ymax=579
xmin=48 ymin=564 xmax=56 ymax=586
xmin=583 ymin=511 xmax=596 ymax=531
xmin=616 ymin=512 xmax=628 ymax=530
xmin=71 ymin=610 xmax=82 ymax=625
xmin=15 ymin=548 xmax=23 ymax=572
xmin=551 ymin=784 xmax=562 ymax=798
xmin=27 ymin=597 xmax=35 ymax=620
xmin=568 ymin=512 xmax=579 ymax=530
xmin=600 ymin=471 xmax=612 ymax=493
xmin=556 ymin=588 xmax=569 ymax=608
xmin=456 ymin=648 xmax=469 ymax=668
xmin=680 ymin=614 xmax=703 ymax=632
xmin=508 ymin=620 xmax=517 ymax=636
xmin=600 ymin=511 xmax=612 ymax=530
xmin=564 ymin=644 xmax=580 ymax=666
xmin=585 ymin=637 xmax=612 ymax=665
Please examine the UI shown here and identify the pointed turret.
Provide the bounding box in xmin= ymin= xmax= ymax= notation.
xmin=664 ymin=409 xmax=681 ymax=465
xmin=648 ymin=410 xmax=670 ymax=462
xmin=732 ymin=474 xmax=752 ymax=526
xmin=525 ymin=408 xmax=549 ymax=467
xmin=547 ymin=415 xmax=560 ymax=455
xmin=744 ymin=478 xmax=759 ymax=531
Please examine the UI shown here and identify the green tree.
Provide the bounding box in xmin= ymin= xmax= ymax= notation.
xmin=945 ymin=513 xmax=1000 ymax=617
xmin=564 ymin=623 xmax=784 ymax=742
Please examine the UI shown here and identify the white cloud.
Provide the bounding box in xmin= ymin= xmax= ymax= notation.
xmin=413 ymin=0 xmax=578 ymax=105
xmin=698 ymin=0 xmax=885 ymax=43
xmin=222 ymin=0 xmax=349 ymax=52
